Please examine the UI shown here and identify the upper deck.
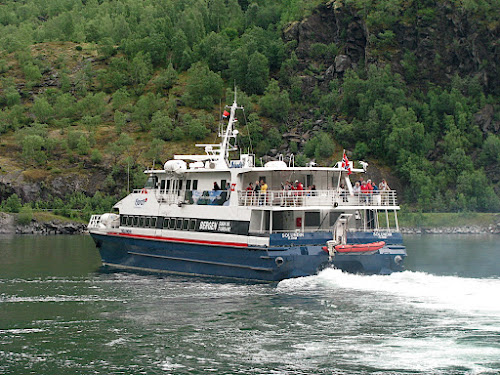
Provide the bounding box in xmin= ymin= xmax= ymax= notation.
xmin=132 ymin=188 xmax=398 ymax=209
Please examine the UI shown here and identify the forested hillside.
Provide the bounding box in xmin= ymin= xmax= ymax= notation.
xmin=0 ymin=0 xmax=499 ymax=219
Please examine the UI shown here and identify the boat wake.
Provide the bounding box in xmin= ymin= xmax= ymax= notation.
xmin=279 ymin=268 xmax=500 ymax=317
xmin=277 ymin=269 xmax=500 ymax=374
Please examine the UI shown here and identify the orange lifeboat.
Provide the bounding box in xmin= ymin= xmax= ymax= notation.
xmin=334 ymin=241 xmax=386 ymax=254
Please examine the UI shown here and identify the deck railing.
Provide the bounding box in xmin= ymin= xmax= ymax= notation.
xmin=237 ymin=190 xmax=398 ymax=207
xmin=132 ymin=188 xmax=398 ymax=207
xmin=88 ymin=215 xmax=102 ymax=229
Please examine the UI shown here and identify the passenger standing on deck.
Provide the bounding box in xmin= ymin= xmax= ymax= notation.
xmin=379 ymin=179 xmax=390 ymax=204
xmin=254 ymin=180 xmax=260 ymax=205
xmin=245 ymin=182 xmax=253 ymax=205
xmin=213 ymin=182 xmax=220 ymax=190
xmin=340 ymin=183 xmax=348 ymax=202
xmin=260 ymin=179 xmax=268 ymax=205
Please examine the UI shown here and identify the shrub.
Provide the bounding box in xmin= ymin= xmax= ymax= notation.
xmin=17 ymin=204 xmax=33 ymax=225
xmin=4 ymin=194 xmax=22 ymax=213
xmin=91 ymin=149 xmax=103 ymax=163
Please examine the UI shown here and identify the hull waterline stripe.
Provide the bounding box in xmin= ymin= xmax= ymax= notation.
xmin=102 ymin=263 xmax=276 ymax=283
xmin=127 ymin=251 xmax=273 ymax=272
xmin=106 ymin=232 xmax=249 ymax=248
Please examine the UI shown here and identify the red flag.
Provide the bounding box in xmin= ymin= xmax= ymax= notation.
xmin=342 ymin=153 xmax=352 ymax=175
xmin=222 ymin=110 xmax=230 ymax=119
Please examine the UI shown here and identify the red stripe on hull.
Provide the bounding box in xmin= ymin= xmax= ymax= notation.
xmin=106 ymin=232 xmax=249 ymax=248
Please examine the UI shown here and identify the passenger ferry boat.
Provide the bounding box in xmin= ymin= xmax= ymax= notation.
xmin=88 ymin=94 xmax=406 ymax=281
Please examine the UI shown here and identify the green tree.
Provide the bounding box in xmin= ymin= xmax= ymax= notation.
xmin=153 ymin=62 xmax=178 ymax=93
xmin=114 ymin=110 xmax=127 ymax=134
xmin=32 ymin=97 xmax=54 ymax=123
xmin=194 ymin=32 xmax=231 ymax=73
xmin=132 ymin=93 xmax=164 ymax=130
xmin=4 ymin=194 xmax=22 ymax=213
xmin=245 ymin=51 xmax=269 ymax=95
xmin=130 ymin=51 xmax=152 ymax=92
xmin=259 ymin=80 xmax=291 ymax=121
xmin=183 ymin=62 xmax=223 ymax=110
xmin=112 ymin=88 xmax=130 ymax=110
xmin=21 ymin=134 xmax=46 ymax=165
xmin=151 ymin=111 xmax=174 ymax=141
xmin=171 ymin=29 xmax=192 ymax=70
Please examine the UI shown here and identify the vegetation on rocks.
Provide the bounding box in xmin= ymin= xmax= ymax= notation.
xmin=0 ymin=0 xmax=499 ymax=219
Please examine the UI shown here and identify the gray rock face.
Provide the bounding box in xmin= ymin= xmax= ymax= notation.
xmin=0 ymin=213 xmax=87 ymax=235
xmin=0 ymin=212 xmax=15 ymax=234
xmin=15 ymin=220 xmax=88 ymax=235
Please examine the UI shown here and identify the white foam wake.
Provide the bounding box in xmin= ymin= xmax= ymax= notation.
xmin=279 ymin=268 xmax=500 ymax=317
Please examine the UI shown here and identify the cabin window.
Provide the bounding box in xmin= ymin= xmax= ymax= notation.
xmin=160 ymin=180 xmax=166 ymax=191
xmin=169 ymin=218 xmax=176 ymax=229
xmin=144 ymin=176 xmax=157 ymax=189
xmin=306 ymin=175 xmax=313 ymax=187
xmin=152 ymin=217 xmax=158 ymax=228
xmin=176 ymin=219 xmax=183 ymax=230
xmin=145 ymin=217 xmax=150 ymax=227
xmin=121 ymin=215 xmax=127 ymax=226
xmin=139 ymin=217 xmax=145 ymax=227
xmin=192 ymin=180 xmax=198 ymax=190
xmin=221 ymin=180 xmax=227 ymax=190
xmin=189 ymin=219 xmax=196 ymax=231
xmin=186 ymin=180 xmax=191 ymax=190
xmin=183 ymin=219 xmax=189 ymax=230
xmin=163 ymin=218 xmax=169 ymax=229
xmin=127 ymin=216 xmax=133 ymax=226
xmin=179 ymin=180 xmax=183 ymax=190
xmin=330 ymin=212 xmax=341 ymax=226
xmin=133 ymin=216 xmax=139 ymax=227
xmin=305 ymin=212 xmax=320 ymax=227
xmin=166 ymin=180 xmax=171 ymax=191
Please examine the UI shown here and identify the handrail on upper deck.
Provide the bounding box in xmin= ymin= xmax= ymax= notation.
xmin=237 ymin=190 xmax=398 ymax=207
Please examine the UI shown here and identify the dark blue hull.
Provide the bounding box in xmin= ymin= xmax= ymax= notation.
xmin=90 ymin=232 xmax=406 ymax=281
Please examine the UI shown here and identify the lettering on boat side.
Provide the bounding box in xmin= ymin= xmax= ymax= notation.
xmin=135 ymin=198 xmax=148 ymax=207
xmin=281 ymin=232 xmax=305 ymax=240
xmin=218 ymin=221 xmax=231 ymax=232
xmin=121 ymin=229 xmax=132 ymax=234
xmin=373 ymin=231 xmax=392 ymax=239
xmin=198 ymin=220 xmax=232 ymax=232
xmin=199 ymin=220 xmax=219 ymax=231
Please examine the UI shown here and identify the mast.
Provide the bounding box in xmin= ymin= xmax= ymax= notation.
xmin=219 ymin=88 xmax=239 ymax=163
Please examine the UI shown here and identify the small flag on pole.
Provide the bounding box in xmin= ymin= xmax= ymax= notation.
xmin=222 ymin=110 xmax=230 ymax=119
xmin=342 ymin=152 xmax=352 ymax=175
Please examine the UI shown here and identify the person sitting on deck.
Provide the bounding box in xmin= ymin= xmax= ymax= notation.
xmin=213 ymin=182 xmax=220 ymax=191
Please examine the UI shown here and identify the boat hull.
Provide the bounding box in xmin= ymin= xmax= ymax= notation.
xmin=90 ymin=232 xmax=406 ymax=281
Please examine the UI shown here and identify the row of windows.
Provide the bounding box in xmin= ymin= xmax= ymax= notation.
xmin=158 ymin=179 xmax=199 ymax=191
xmin=121 ymin=215 xmax=159 ymax=229
xmin=120 ymin=215 xmax=198 ymax=231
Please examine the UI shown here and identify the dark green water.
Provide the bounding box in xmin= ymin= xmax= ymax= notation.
xmin=1 ymin=234 xmax=499 ymax=374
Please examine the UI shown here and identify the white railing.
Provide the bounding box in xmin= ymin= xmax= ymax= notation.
xmin=156 ymin=193 xmax=182 ymax=204
xmin=88 ymin=215 xmax=102 ymax=229
xmin=237 ymin=190 xmax=398 ymax=207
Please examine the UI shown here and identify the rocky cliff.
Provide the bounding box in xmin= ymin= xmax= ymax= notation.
xmin=284 ymin=1 xmax=499 ymax=95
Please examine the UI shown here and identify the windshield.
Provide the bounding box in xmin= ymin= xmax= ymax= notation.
xmin=144 ymin=176 xmax=157 ymax=189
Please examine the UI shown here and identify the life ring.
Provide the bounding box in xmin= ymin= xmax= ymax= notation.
xmin=231 ymin=183 xmax=236 ymax=192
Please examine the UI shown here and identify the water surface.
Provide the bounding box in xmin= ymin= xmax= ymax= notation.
xmin=0 ymin=234 xmax=499 ymax=374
